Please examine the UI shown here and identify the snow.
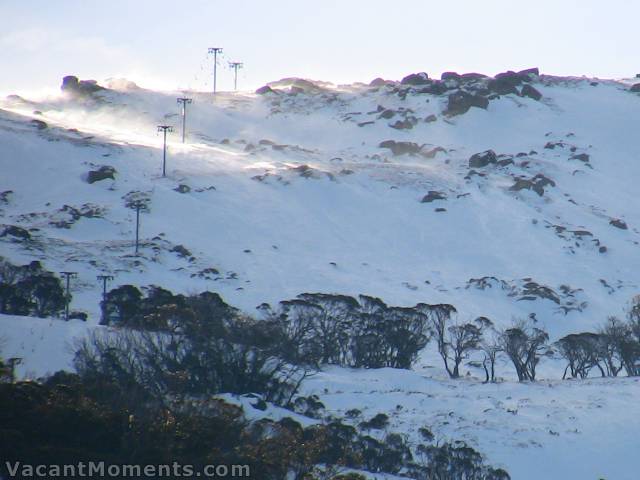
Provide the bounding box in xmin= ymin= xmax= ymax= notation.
xmin=2 ymin=74 xmax=640 ymax=478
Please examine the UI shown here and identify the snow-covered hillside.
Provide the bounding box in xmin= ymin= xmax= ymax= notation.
xmin=2 ymin=71 xmax=640 ymax=478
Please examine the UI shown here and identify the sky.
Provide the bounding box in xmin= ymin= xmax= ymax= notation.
xmin=1 ymin=0 xmax=638 ymax=94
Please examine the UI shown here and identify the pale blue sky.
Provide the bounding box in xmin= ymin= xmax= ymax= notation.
xmin=1 ymin=0 xmax=638 ymax=93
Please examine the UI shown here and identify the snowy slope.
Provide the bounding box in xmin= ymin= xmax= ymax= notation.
xmin=2 ymin=72 xmax=640 ymax=478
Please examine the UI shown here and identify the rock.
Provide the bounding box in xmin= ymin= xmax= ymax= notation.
xmin=521 ymin=84 xmax=542 ymax=101
xmin=417 ymin=81 xmax=449 ymax=95
xmin=518 ymin=67 xmax=540 ymax=77
xmin=379 ymin=109 xmax=396 ymax=119
xmin=255 ymin=85 xmax=275 ymax=95
xmin=630 ymin=84 xmax=640 ymax=93
xmin=425 ymin=114 xmax=437 ymax=123
xmin=68 ymin=311 xmax=88 ymax=321
xmin=460 ymin=73 xmax=488 ymax=80
xmin=520 ymin=281 xmax=560 ymax=304
xmin=86 ymin=165 xmax=116 ymax=184
xmin=488 ymin=78 xmax=519 ymax=95
xmin=495 ymin=70 xmax=528 ymax=83
xmin=0 ymin=190 xmax=12 ymax=205
xmin=468 ymin=150 xmax=498 ymax=168
xmin=61 ymin=75 xmax=80 ymax=91
xmin=609 ymin=219 xmax=628 ymax=230
xmin=599 ymin=246 xmax=608 ymax=253
xmin=441 ymin=72 xmax=461 ymax=81
xmin=369 ymin=77 xmax=387 ymax=87
xmin=378 ymin=140 xmax=422 ymax=156
xmin=445 ymin=90 xmax=489 ymax=116
xmin=421 ymin=191 xmax=447 ymax=203
xmin=400 ymin=72 xmax=429 ymax=85
xmin=30 ymin=119 xmax=48 ymax=130
xmin=509 ymin=174 xmax=556 ymax=196
xmin=570 ymin=153 xmax=590 ymax=163
xmin=544 ymin=141 xmax=565 ymax=149
xmin=61 ymin=75 xmax=105 ymax=95
xmin=0 ymin=225 xmax=31 ymax=240
xmin=421 ymin=146 xmax=446 ymax=158
xmin=390 ymin=118 xmax=417 ymax=130
xmin=174 ymin=184 xmax=191 ymax=193
xmin=171 ymin=244 xmax=193 ymax=258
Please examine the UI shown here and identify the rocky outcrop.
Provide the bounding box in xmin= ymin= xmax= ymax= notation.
xmin=255 ymin=85 xmax=276 ymax=95
xmin=521 ymin=84 xmax=542 ymax=101
xmin=86 ymin=166 xmax=116 ymax=184
xmin=609 ymin=218 xmax=628 ymax=230
xmin=421 ymin=191 xmax=447 ymax=203
xmin=0 ymin=225 xmax=31 ymax=240
xmin=509 ymin=174 xmax=556 ymax=196
xmin=445 ymin=90 xmax=489 ymax=116
xmin=468 ymin=150 xmax=497 ymax=168
xmin=61 ymin=76 xmax=105 ymax=96
xmin=378 ymin=140 xmax=422 ymax=156
xmin=400 ymin=72 xmax=430 ymax=85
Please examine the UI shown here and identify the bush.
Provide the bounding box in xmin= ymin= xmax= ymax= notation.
xmin=266 ymin=293 xmax=441 ymax=369
xmin=500 ymin=320 xmax=550 ymax=382
xmin=0 ymin=257 xmax=66 ymax=318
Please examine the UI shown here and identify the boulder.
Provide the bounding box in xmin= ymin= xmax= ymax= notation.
xmin=609 ymin=219 xmax=628 ymax=230
xmin=421 ymin=146 xmax=446 ymax=158
xmin=488 ymin=78 xmax=519 ymax=95
xmin=378 ymin=140 xmax=422 ymax=156
xmin=520 ymin=84 xmax=542 ymax=101
xmin=171 ymin=244 xmax=193 ymax=258
xmin=460 ymin=72 xmax=488 ymax=80
xmin=369 ymin=77 xmax=387 ymax=87
xmin=174 ymin=184 xmax=191 ymax=194
xmin=630 ymin=84 xmax=640 ymax=93
xmin=417 ymin=81 xmax=449 ymax=95
xmin=518 ymin=67 xmax=540 ymax=77
xmin=0 ymin=225 xmax=31 ymax=240
xmin=468 ymin=150 xmax=497 ymax=168
xmin=379 ymin=109 xmax=396 ymax=119
xmin=61 ymin=75 xmax=105 ymax=95
xmin=421 ymin=191 xmax=447 ymax=203
xmin=570 ymin=153 xmax=590 ymax=163
xmin=445 ymin=90 xmax=489 ymax=116
xmin=30 ymin=119 xmax=48 ymax=130
xmin=255 ymin=85 xmax=276 ymax=95
xmin=390 ymin=117 xmax=418 ymax=130
xmin=86 ymin=165 xmax=116 ymax=184
xmin=400 ymin=72 xmax=430 ymax=85
xmin=544 ymin=141 xmax=566 ymax=149
xmin=509 ymin=174 xmax=556 ymax=196
xmin=441 ymin=72 xmax=461 ymax=81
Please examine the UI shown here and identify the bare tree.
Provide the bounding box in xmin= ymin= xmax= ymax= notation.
xmin=556 ymin=332 xmax=605 ymax=379
xmin=500 ymin=319 xmax=550 ymax=381
xmin=477 ymin=317 xmax=502 ymax=383
xmin=599 ymin=316 xmax=639 ymax=377
xmin=446 ymin=322 xmax=483 ymax=378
